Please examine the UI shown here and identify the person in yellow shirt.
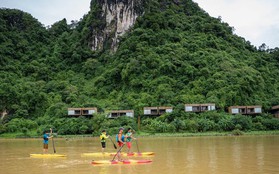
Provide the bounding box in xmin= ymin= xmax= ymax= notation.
xmin=100 ymin=130 xmax=109 ymax=153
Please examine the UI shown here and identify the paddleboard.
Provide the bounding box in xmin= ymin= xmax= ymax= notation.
xmin=30 ymin=154 xmax=67 ymax=158
xmin=92 ymin=159 xmax=152 ymax=165
xmin=82 ymin=152 xmax=154 ymax=157
xmin=125 ymin=152 xmax=155 ymax=156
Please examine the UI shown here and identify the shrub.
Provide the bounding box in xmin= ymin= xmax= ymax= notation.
xmin=5 ymin=118 xmax=37 ymax=133
xmin=232 ymin=115 xmax=252 ymax=131
xmin=0 ymin=124 xmax=6 ymax=134
xmin=171 ymin=118 xmax=186 ymax=131
xmin=218 ymin=117 xmax=234 ymax=131
xmin=79 ymin=125 xmax=89 ymax=134
xmin=252 ymin=122 xmax=266 ymax=131
xmin=196 ymin=118 xmax=215 ymax=132
xmin=231 ymin=129 xmax=244 ymax=136
xmin=262 ymin=118 xmax=279 ymax=130
xmin=185 ymin=119 xmax=198 ymax=133
xmin=234 ymin=124 xmax=242 ymax=130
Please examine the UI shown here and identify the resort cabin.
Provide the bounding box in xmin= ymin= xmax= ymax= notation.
xmin=270 ymin=105 xmax=279 ymax=118
xmin=81 ymin=107 xmax=97 ymax=116
xmin=144 ymin=107 xmax=159 ymax=115
xmin=143 ymin=106 xmax=173 ymax=116
xmin=68 ymin=107 xmax=97 ymax=117
xmin=185 ymin=103 xmax=216 ymax=112
xmin=228 ymin=106 xmax=247 ymax=115
xmin=246 ymin=106 xmax=262 ymax=115
xmin=68 ymin=108 xmax=81 ymax=116
xmin=107 ymin=110 xmax=134 ymax=119
xmin=228 ymin=106 xmax=262 ymax=115
xmin=158 ymin=106 xmax=173 ymax=115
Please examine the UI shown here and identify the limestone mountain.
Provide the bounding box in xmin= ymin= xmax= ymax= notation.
xmin=84 ymin=0 xmax=145 ymax=51
xmin=81 ymin=0 xmax=279 ymax=111
xmin=0 ymin=0 xmax=279 ymax=123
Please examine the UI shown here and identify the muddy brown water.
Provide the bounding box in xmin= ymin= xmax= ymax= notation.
xmin=0 ymin=136 xmax=278 ymax=174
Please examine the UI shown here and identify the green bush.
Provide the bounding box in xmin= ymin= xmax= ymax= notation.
xmin=5 ymin=118 xmax=38 ymax=133
xmin=217 ymin=116 xmax=234 ymax=131
xmin=231 ymin=129 xmax=244 ymax=136
xmin=0 ymin=124 xmax=6 ymax=134
xmin=197 ymin=118 xmax=215 ymax=132
xmin=235 ymin=124 xmax=242 ymax=130
xmin=79 ymin=125 xmax=88 ymax=134
xmin=185 ymin=119 xmax=198 ymax=133
xmin=22 ymin=127 xmax=28 ymax=135
xmin=262 ymin=118 xmax=279 ymax=130
xmin=252 ymin=122 xmax=266 ymax=131
xmin=171 ymin=118 xmax=186 ymax=131
xmin=141 ymin=118 xmax=175 ymax=133
xmin=232 ymin=115 xmax=252 ymax=131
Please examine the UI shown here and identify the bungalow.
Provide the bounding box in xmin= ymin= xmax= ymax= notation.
xmin=228 ymin=106 xmax=247 ymax=115
xmin=158 ymin=106 xmax=173 ymax=115
xmin=107 ymin=110 xmax=134 ymax=119
xmin=143 ymin=106 xmax=173 ymax=116
xmin=185 ymin=103 xmax=216 ymax=112
xmin=201 ymin=104 xmax=216 ymax=112
xmin=68 ymin=108 xmax=82 ymax=116
xmin=81 ymin=107 xmax=98 ymax=116
xmin=270 ymin=105 xmax=279 ymax=118
xmin=246 ymin=105 xmax=262 ymax=115
xmin=68 ymin=107 xmax=97 ymax=116
xmin=228 ymin=105 xmax=262 ymax=115
xmin=143 ymin=107 xmax=158 ymax=115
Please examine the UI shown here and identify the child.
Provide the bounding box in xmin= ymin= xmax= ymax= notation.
xmin=43 ymin=128 xmax=52 ymax=153
xmin=125 ymin=128 xmax=136 ymax=154
xmin=100 ymin=130 xmax=109 ymax=153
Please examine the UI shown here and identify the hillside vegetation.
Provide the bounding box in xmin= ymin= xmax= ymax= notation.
xmin=0 ymin=0 xmax=279 ymax=136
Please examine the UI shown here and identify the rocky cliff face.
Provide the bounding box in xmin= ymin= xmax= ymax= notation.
xmin=90 ymin=0 xmax=145 ymax=52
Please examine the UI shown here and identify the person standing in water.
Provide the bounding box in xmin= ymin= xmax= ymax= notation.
xmin=43 ymin=128 xmax=52 ymax=153
xmin=100 ymin=130 xmax=109 ymax=153
xmin=125 ymin=128 xmax=136 ymax=154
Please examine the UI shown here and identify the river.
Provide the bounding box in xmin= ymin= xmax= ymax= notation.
xmin=0 ymin=135 xmax=278 ymax=174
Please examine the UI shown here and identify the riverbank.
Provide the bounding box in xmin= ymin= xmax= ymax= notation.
xmin=1 ymin=130 xmax=279 ymax=138
xmin=147 ymin=130 xmax=279 ymax=137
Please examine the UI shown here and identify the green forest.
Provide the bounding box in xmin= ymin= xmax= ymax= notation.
xmin=0 ymin=0 xmax=279 ymax=137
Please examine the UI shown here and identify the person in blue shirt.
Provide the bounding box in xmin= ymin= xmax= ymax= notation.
xmin=115 ymin=127 xmax=126 ymax=161
xmin=116 ymin=127 xmax=125 ymax=147
xmin=43 ymin=128 xmax=52 ymax=153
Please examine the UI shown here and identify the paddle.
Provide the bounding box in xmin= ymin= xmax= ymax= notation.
xmin=133 ymin=130 xmax=140 ymax=154
xmin=135 ymin=139 xmax=140 ymax=153
xmin=112 ymin=144 xmax=125 ymax=161
xmin=109 ymin=136 xmax=117 ymax=149
xmin=51 ymin=128 xmax=56 ymax=153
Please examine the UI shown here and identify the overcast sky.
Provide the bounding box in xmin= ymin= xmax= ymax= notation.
xmin=1 ymin=0 xmax=278 ymax=48
xmin=193 ymin=0 xmax=279 ymax=49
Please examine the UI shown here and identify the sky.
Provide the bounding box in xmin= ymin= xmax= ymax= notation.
xmin=0 ymin=0 xmax=278 ymax=48
xmin=193 ymin=0 xmax=279 ymax=49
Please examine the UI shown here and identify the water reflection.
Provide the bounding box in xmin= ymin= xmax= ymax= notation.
xmin=232 ymin=138 xmax=242 ymax=170
xmin=0 ymin=136 xmax=278 ymax=174
xmin=208 ymin=140 xmax=217 ymax=173
xmin=256 ymin=139 xmax=264 ymax=173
